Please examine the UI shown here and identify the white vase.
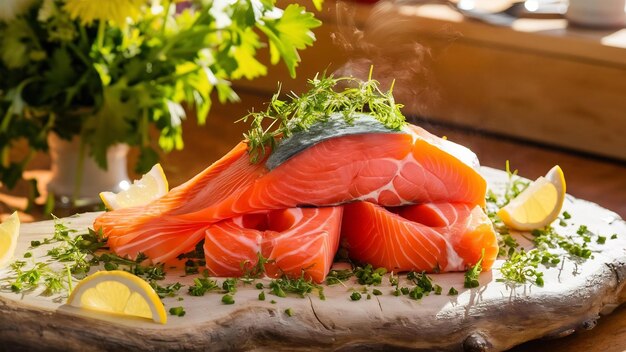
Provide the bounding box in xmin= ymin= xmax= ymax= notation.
xmin=47 ymin=133 xmax=130 ymax=206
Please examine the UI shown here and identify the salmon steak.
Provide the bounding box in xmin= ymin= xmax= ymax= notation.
xmin=342 ymin=202 xmax=498 ymax=273
xmin=94 ymin=113 xmax=497 ymax=282
xmin=204 ymin=207 xmax=343 ymax=283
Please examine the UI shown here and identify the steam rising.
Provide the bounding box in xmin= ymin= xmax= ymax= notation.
xmin=332 ymin=1 xmax=445 ymax=117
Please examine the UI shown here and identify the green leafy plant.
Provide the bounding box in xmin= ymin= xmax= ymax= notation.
xmin=0 ymin=0 xmax=321 ymax=190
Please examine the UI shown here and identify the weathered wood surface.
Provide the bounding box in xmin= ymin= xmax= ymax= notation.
xmin=0 ymin=167 xmax=625 ymax=351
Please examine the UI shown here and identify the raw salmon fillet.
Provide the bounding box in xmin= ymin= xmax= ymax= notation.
xmin=341 ymin=202 xmax=498 ymax=272
xmin=94 ymin=142 xmax=267 ymax=263
xmin=204 ymin=207 xmax=343 ymax=283
xmin=94 ymin=117 xmax=488 ymax=265
xmin=177 ymin=123 xmax=486 ymax=222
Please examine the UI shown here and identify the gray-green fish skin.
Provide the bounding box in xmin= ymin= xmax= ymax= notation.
xmin=266 ymin=113 xmax=405 ymax=170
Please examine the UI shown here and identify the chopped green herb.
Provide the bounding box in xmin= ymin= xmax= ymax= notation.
xmin=23 ymin=252 xmax=32 ymax=258
xmin=562 ymin=211 xmax=571 ymax=219
xmin=597 ymin=236 xmax=606 ymax=245
xmin=400 ymin=287 xmax=409 ymax=295
xmin=372 ymin=289 xmax=382 ymax=296
xmin=367 ymin=294 xmax=372 ymax=300
xmin=270 ymin=300 xmax=277 ymax=304
xmin=188 ymin=278 xmax=219 ymax=296
xmin=350 ymin=292 xmax=362 ymax=301
xmin=448 ymin=287 xmax=458 ymax=296
xmin=325 ymin=269 xmax=354 ymax=285
xmin=222 ymin=278 xmax=237 ymax=293
xmin=464 ymin=250 xmax=485 ymax=288
xmin=268 ymin=275 xmax=323 ymax=299
xmin=258 ymin=291 xmax=266 ymax=301
xmin=241 ymin=252 xmax=273 ymax=280
xmin=285 ymin=308 xmax=294 ymax=317
xmin=30 ymin=240 xmax=41 ymax=248
xmin=354 ymin=264 xmax=386 ymax=286
xmin=221 ymin=294 xmax=235 ymax=305
xmin=255 ymin=282 xmax=264 ymax=289
xmin=497 ymin=249 xmax=553 ymax=287
xmin=151 ymin=282 xmax=183 ymax=299
xmin=434 ymin=284 xmax=442 ymax=295
xmin=169 ymin=306 xmax=186 ymax=317
xmin=611 ymin=234 xmax=618 ymax=239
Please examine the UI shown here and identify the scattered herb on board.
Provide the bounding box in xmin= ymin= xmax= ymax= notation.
xmin=188 ymin=278 xmax=219 ymax=297
xmin=169 ymin=306 xmax=186 ymax=317
xmin=222 ymin=294 xmax=235 ymax=305
xmin=269 ymin=275 xmax=325 ymax=300
xmin=488 ymin=162 xmax=612 ymax=287
xmin=325 ymin=268 xmax=354 ymax=285
xmin=448 ymin=287 xmax=458 ymax=296
xmin=464 ymin=250 xmax=485 ymax=289
xmin=285 ymin=308 xmax=294 ymax=317
xmin=240 ymin=68 xmax=406 ymax=163
xmin=354 ymin=264 xmax=387 ymax=286
xmin=350 ymin=292 xmax=362 ymax=301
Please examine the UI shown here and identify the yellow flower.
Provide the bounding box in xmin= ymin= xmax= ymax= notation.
xmin=64 ymin=0 xmax=145 ymax=27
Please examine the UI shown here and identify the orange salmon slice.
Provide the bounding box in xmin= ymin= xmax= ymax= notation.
xmin=204 ymin=206 xmax=343 ymax=283
xmin=94 ymin=122 xmax=487 ymax=264
xmin=341 ymin=202 xmax=498 ymax=273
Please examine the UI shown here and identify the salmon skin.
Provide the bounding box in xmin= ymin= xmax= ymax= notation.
xmin=204 ymin=207 xmax=342 ymax=284
xmin=177 ymin=114 xmax=486 ymax=222
xmin=341 ymin=202 xmax=498 ymax=273
xmin=94 ymin=114 xmax=491 ymax=280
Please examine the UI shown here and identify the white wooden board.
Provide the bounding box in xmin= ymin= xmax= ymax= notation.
xmin=0 ymin=167 xmax=624 ymax=351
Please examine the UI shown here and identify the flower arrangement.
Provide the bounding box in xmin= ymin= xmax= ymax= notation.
xmin=0 ymin=0 xmax=321 ymax=189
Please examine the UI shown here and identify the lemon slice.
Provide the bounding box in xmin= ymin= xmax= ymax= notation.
xmin=100 ymin=163 xmax=168 ymax=210
xmin=0 ymin=212 xmax=20 ymax=268
xmin=497 ymin=165 xmax=566 ymax=231
xmin=67 ymin=270 xmax=167 ymax=324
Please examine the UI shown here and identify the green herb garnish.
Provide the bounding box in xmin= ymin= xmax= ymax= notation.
xmin=268 ymin=275 xmax=324 ymax=299
xmin=464 ymin=250 xmax=485 ymax=288
xmin=151 ymin=282 xmax=183 ymax=299
xmin=258 ymin=291 xmax=266 ymax=301
xmin=354 ymin=264 xmax=387 ymax=286
xmin=169 ymin=306 xmax=186 ymax=317
xmin=350 ymin=292 xmax=362 ymax=301
xmin=188 ymin=278 xmax=219 ymax=296
xmin=325 ymin=269 xmax=354 ymax=285
xmin=285 ymin=308 xmax=294 ymax=317
xmin=240 ymin=69 xmax=406 ymax=163
xmin=448 ymin=287 xmax=458 ymax=296
xmin=222 ymin=294 xmax=235 ymax=305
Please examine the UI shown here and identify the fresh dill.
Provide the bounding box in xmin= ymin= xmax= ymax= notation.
xmin=239 ymin=69 xmax=406 ymax=163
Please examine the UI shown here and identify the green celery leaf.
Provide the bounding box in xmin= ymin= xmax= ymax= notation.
xmin=257 ymin=4 xmax=321 ymax=78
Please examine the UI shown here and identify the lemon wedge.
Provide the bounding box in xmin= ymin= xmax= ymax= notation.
xmin=67 ymin=270 xmax=167 ymax=324
xmin=497 ymin=165 xmax=566 ymax=231
xmin=100 ymin=163 xmax=168 ymax=210
xmin=0 ymin=212 xmax=20 ymax=268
